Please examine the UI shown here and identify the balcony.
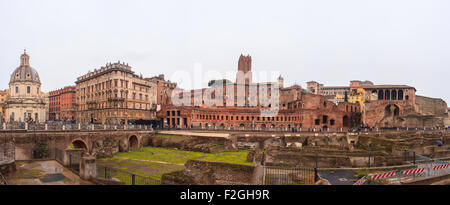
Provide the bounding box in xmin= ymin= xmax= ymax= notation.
xmin=108 ymin=97 xmax=125 ymax=102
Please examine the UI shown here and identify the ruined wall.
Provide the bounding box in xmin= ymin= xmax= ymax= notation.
xmin=148 ymin=134 xmax=237 ymax=153
xmin=415 ymin=96 xmax=448 ymax=117
xmin=364 ymin=96 xmax=448 ymax=128
xmin=0 ymin=130 xmax=154 ymax=160
xmin=262 ymin=146 xmax=404 ymax=167
xmin=364 ymin=100 xmax=415 ymax=128
xmin=0 ymin=161 xmax=16 ymax=175
xmin=161 ymin=160 xmax=258 ymax=185
xmin=445 ymin=109 xmax=450 ymax=127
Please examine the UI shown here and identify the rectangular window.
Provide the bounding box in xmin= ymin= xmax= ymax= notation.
xmin=27 ymin=86 xmax=30 ymax=94
xmin=323 ymin=115 xmax=328 ymax=124
xmin=330 ymin=120 xmax=335 ymax=126
xmin=314 ymin=119 xmax=320 ymax=125
xmin=16 ymin=87 xmax=18 ymax=93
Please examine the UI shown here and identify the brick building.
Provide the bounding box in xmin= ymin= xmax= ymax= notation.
xmin=49 ymin=86 xmax=76 ymax=121
xmin=75 ymin=61 xmax=157 ymax=125
xmin=157 ymin=55 xmax=361 ymax=130
xmin=307 ymin=80 xmax=448 ymax=128
xmin=145 ymin=74 xmax=177 ymax=112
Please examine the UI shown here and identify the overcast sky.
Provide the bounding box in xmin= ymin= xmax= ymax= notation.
xmin=1 ymin=0 xmax=449 ymax=103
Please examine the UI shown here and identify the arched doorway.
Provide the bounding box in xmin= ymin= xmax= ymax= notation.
xmin=129 ymin=135 xmax=139 ymax=150
xmin=343 ymin=115 xmax=350 ymax=127
xmin=384 ymin=104 xmax=400 ymax=117
xmin=261 ymin=124 xmax=267 ymax=131
xmin=239 ymin=124 xmax=245 ymax=130
xmin=68 ymin=138 xmax=89 ymax=155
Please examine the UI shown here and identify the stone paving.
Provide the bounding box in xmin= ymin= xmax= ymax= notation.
xmin=5 ymin=160 xmax=92 ymax=185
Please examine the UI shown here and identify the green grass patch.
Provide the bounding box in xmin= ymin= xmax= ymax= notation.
xmin=8 ymin=169 xmax=45 ymax=179
xmin=200 ymin=150 xmax=252 ymax=166
xmin=98 ymin=147 xmax=252 ymax=182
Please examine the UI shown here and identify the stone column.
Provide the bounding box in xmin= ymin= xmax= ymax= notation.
xmin=80 ymin=156 xmax=97 ymax=180
xmin=45 ymin=124 xmax=48 ymax=130
xmin=2 ymin=123 xmax=6 ymax=130
xmin=78 ymin=123 xmax=81 ymax=130
xmin=25 ymin=122 xmax=28 ymax=130
xmin=62 ymin=125 xmax=66 ymax=131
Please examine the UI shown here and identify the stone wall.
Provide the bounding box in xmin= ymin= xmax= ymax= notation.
xmin=0 ymin=161 xmax=16 ymax=175
xmin=147 ymin=134 xmax=237 ymax=153
xmin=415 ymin=96 xmax=448 ymax=117
xmin=364 ymin=95 xmax=448 ymax=128
xmin=162 ymin=160 xmax=260 ymax=185
xmin=0 ymin=130 xmax=154 ymax=160
xmin=445 ymin=108 xmax=450 ymax=127
xmin=261 ymin=147 xmax=404 ymax=167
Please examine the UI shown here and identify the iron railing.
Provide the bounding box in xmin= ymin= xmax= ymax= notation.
xmin=0 ymin=172 xmax=7 ymax=185
xmin=68 ymin=152 xmax=81 ymax=174
xmin=97 ymin=166 xmax=161 ymax=185
xmin=263 ymin=166 xmax=315 ymax=185
xmin=366 ymin=153 xmax=450 ymax=185
xmin=0 ymin=122 xmax=153 ymax=131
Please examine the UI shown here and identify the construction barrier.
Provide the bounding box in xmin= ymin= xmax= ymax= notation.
xmin=353 ymin=177 xmax=366 ymax=185
xmin=370 ymin=171 xmax=396 ymax=181
xmin=433 ymin=164 xmax=450 ymax=171
xmin=402 ymin=168 xmax=425 ymax=175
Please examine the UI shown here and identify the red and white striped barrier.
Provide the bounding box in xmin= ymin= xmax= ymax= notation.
xmin=353 ymin=177 xmax=366 ymax=185
xmin=402 ymin=168 xmax=425 ymax=175
xmin=433 ymin=164 xmax=450 ymax=171
xmin=370 ymin=171 xmax=396 ymax=181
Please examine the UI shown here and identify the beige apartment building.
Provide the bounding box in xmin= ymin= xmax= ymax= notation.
xmin=75 ymin=61 xmax=157 ymax=125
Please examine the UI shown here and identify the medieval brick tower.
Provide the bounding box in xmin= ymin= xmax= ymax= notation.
xmin=236 ymin=54 xmax=252 ymax=84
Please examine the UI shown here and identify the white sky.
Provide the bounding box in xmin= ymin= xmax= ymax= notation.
xmin=0 ymin=0 xmax=449 ymax=103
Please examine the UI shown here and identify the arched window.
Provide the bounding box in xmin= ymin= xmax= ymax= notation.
xmin=391 ymin=90 xmax=397 ymax=100
xmin=378 ymin=90 xmax=384 ymax=100
xmin=385 ymin=90 xmax=390 ymax=100
xmin=398 ymin=90 xmax=404 ymax=100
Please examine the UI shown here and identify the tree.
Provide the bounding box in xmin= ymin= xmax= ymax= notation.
xmin=208 ymin=79 xmax=231 ymax=87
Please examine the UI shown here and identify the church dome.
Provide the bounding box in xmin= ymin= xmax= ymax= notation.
xmin=9 ymin=51 xmax=41 ymax=85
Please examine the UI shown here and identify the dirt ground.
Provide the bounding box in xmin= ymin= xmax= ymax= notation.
xmin=5 ymin=160 xmax=92 ymax=185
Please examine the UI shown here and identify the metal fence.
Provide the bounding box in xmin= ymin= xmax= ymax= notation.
xmin=0 ymin=122 xmax=153 ymax=131
xmin=97 ymin=166 xmax=161 ymax=185
xmin=365 ymin=153 xmax=450 ymax=185
xmin=0 ymin=172 xmax=7 ymax=185
xmin=264 ymin=166 xmax=316 ymax=185
xmin=68 ymin=152 xmax=81 ymax=174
